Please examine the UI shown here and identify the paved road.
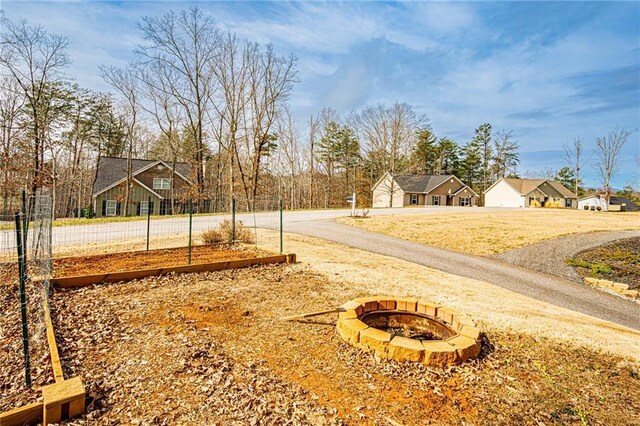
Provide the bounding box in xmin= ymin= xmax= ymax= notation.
xmin=0 ymin=206 xmax=507 ymax=256
xmin=496 ymin=230 xmax=640 ymax=283
xmin=284 ymin=220 xmax=640 ymax=331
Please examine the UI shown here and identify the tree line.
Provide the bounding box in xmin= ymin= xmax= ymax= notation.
xmin=0 ymin=8 xmax=635 ymax=218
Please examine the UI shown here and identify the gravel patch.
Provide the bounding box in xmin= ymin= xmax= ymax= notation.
xmin=494 ymin=230 xmax=640 ymax=283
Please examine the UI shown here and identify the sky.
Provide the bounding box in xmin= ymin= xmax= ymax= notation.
xmin=2 ymin=0 xmax=639 ymax=188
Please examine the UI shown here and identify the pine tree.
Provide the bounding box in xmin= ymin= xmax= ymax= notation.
xmin=412 ymin=128 xmax=438 ymax=174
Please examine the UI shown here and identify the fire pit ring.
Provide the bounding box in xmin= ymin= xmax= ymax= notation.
xmin=336 ymin=297 xmax=481 ymax=367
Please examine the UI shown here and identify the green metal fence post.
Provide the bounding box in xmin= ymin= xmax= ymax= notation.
xmin=15 ymin=212 xmax=31 ymax=387
xmin=188 ymin=199 xmax=193 ymax=265
xmin=146 ymin=196 xmax=151 ymax=251
xmin=21 ymin=190 xmax=28 ymax=264
xmin=279 ymin=199 xmax=283 ymax=254
xmin=231 ymin=197 xmax=236 ymax=244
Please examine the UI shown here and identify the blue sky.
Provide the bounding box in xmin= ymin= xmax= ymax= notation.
xmin=2 ymin=1 xmax=639 ymax=188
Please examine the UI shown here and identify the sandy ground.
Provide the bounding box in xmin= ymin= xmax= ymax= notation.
xmin=253 ymin=229 xmax=640 ymax=362
xmin=339 ymin=209 xmax=640 ymax=255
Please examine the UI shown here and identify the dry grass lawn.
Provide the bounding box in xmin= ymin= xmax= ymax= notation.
xmin=339 ymin=209 xmax=640 ymax=255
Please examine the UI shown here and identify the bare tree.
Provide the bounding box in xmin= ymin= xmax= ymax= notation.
xmin=99 ymin=66 xmax=139 ymax=216
xmin=209 ymin=34 xmax=251 ymax=210
xmin=138 ymin=63 xmax=185 ymax=214
xmin=353 ymin=102 xmax=426 ymax=207
xmin=595 ymin=127 xmax=632 ymax=205
xmin=492 ymin=130 xmax=519 ymax=179
xmin=307 ymin=113 xmax=319 ymax=209
xmin=563 ymin=136 xmax=591 ymax=197
xmin=0 ymin=16 xmax=70 ymax=198
xmin=136 ymin=7 xmax=221 ymax=207
xmin=0 ymin=76 xmax=27 ymax=213
xmin=242 ymin=44 xmax=297 ymax=210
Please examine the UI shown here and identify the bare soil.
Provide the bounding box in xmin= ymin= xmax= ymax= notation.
xmin=38 ymin=265 xmax=640 ymax=425
xmin=52 ymin=245 xmax=264 ymax=277
xmin=339 ymin=209 xmax=640 ymax=255
xmin=573 ymin=237 xmax=640 ymax=289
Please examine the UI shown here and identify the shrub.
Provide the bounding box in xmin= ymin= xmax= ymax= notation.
xmin=544 ymin=199 xmax=563 ymax=208
xmin=565 ymin=258 xmax=612 ymax=276
xmin=530 ymin=199 xmax=541 ymax=208
xmin=201 ymin=220 xmax=254 ymax=245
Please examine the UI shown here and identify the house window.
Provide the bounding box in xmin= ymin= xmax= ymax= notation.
xmin=459 ymin=197 xmax=471 ymax=206
xmin=410 ymin=194 xmax=418 ymax=205
xmin=432 ymin=195 xmax=441 ymax=206
xmin=140 ymin=200 xmax=149 ymax=216
xmin=105 ymin=200 xmax=117 ymax=216
xmin=565 ymin=198 xmax=572 ymax=208
xmin=153 ymin=178 xmax=171 ymax=190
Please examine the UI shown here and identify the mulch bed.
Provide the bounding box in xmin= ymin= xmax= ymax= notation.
xmin=575 ymin=237 xmax=640 ymax=289
xmin=52 ymin=245 xmax=265 ymax=278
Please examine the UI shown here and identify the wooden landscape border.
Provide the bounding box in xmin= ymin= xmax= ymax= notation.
xmin=52 ymin=253 xmax=297 ymax=288
xmin=2 ymin=252 xmax=297 ymax=424
xmin=0 ymin=291 xmax=85 ymax=426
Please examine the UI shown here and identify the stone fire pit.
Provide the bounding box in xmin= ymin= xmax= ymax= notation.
xmin=336 ymin=296 xmax=481 ymax=367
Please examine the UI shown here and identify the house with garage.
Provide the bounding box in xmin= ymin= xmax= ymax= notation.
xmin=484 ymin=178 xmax=577 ymax=208
xmin=92 ymin=156 xmax=193 ymax=217
xmin=372 ymin=172 xmax=478 ymax=208
xmin=578 ymin=195 xmax=639 ymax=212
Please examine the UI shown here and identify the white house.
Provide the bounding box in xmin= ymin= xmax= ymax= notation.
xmin=578 ymin=195 xmax=638 ymax=212
xmin=484 ymin=178 xmax=577 ymax=208
xmin=372 ymin=173 xmax=477 ymax=208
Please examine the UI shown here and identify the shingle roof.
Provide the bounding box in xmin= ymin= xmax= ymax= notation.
xmin=503 ymin=178 xmax=546 ymax=195
xmin=610 ymin=196 xmax=639 ymax=211
xmin=502 ymin=178 xmax=576 ymax=198
xmin=92 ymin=156 xmax=192 ymax=195
xmin=546 ymin=180 xmax=577 ymax=199
xmin=393 ymin=174 xmax=459 ymax=193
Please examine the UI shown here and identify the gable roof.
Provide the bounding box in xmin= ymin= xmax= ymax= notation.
xmin=393 ymin=174 xmax=462 ymax=194
xmin=503 ymin=178 xmax=546 ymax=196
xmin=497 ymin=178 xmax=576 ymax=198
xmin=545 ymin=180 xmax=577 ymax=199
xmin=92 ymin=156 xmax=192 ymax=196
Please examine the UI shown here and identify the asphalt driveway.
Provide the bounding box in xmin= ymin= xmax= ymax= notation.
xmin=285 ymin=220 xmax=640 ymax=331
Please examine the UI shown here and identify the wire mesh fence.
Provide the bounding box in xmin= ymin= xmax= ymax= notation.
xmin=1 ymin=189 xmax=54 ymax=393
xmin=0 ymin=194 xmax=285 ymax=265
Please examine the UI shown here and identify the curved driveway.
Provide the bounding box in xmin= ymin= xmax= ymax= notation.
xmin=495 ymin=230 xmax=640 ymax=282
xmin=286 ymin=220 xmax=640 ymax=331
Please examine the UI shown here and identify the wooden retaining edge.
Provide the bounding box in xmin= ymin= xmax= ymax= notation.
xmin=0 ymin=402 xmax=44 ymax=426
xmin=52 ymin=253 xmax=297 ymax=288
xmin=42 ymin=289 xmax=65 ymax=383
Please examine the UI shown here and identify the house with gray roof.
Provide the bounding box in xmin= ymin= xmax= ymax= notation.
xmin=372 ymin=172 xmax=478 ymax=208
xmin=92 ymin=156 xmax=193 ymax=217
xmin=484 ymin=178 xmax=577 ymax=208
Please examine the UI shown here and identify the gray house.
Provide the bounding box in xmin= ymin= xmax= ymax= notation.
xmin=92 ymin=156 xmax=193 ymax=217
xmin=372 ymin=173 xmax=478 ymax=208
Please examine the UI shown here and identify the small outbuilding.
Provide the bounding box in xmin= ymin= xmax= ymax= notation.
xmin=372 ymin=173 xmax=477 ymax=208
xmin=484 ymin=178 xmax=577 ymax=208
xmin=578 ymin=195 xmax=639 ymax=212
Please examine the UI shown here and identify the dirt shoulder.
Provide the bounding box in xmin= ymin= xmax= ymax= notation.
xmin=339 ymin=209 xmax=640 ymax=256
